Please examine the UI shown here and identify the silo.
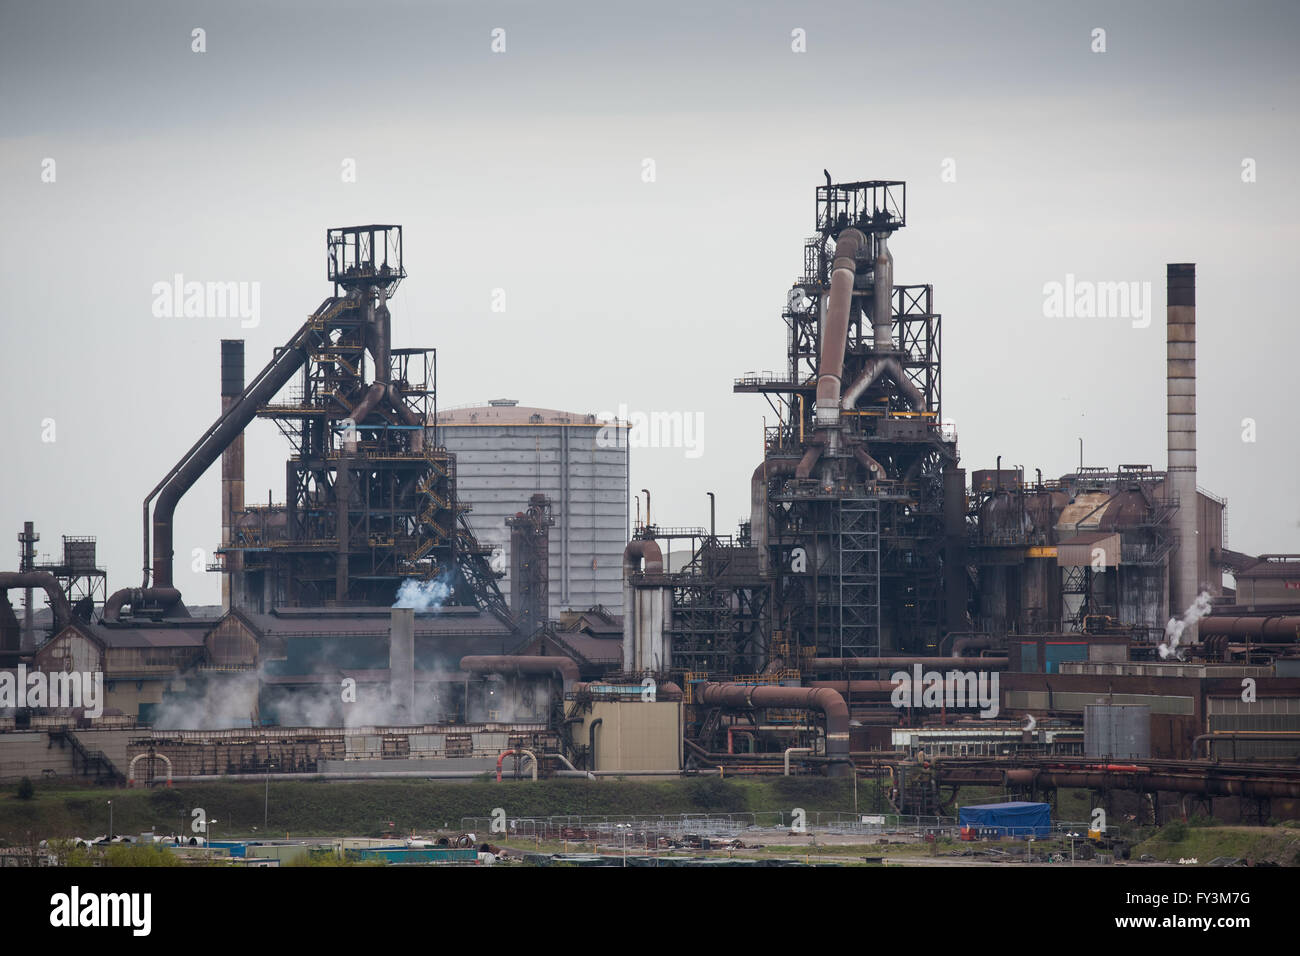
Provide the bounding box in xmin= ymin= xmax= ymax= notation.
xmin=1084 ymin=704 xmax=1151 ymax=759
xmin=435 ymin=401 xmax=629 ymax=617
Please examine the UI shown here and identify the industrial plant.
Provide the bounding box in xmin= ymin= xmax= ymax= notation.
xmin=3 ymin=178 xmax=1299 ymax=843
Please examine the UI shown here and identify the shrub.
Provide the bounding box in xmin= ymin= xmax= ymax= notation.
xmin=1157 ymin=821 xmax=1189 ymax=843
xmin=16 ymin=777 xmax=34 ymax=800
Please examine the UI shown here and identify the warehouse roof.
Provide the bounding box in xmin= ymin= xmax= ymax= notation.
xmin=62 ymin=620 xmax=210 ymax=649
xmin=435 ymin=402 xmax=619 ymax=427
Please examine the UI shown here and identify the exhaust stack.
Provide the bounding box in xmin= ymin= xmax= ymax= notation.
xmin=220 ymin=340 xmax=245 ymax=611
xmin=1167 ymin=263 xmax=1198 ymax=636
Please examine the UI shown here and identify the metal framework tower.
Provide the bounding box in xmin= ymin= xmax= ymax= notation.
xmin=213 ymin=226 xmax=508 ymax=617
xmin=737 ymin=178 xmax=962 ymax=663
xmin=506 ymin=493 xmax=554 ymax=636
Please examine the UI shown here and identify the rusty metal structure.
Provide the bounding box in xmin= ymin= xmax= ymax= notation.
xmin=506 ymin=493 xmax=553 ymax=636
xmin=127 ymin=225 xmax=508 ymax=618
xmin=736 ymin=178 xmax=961 ymax=662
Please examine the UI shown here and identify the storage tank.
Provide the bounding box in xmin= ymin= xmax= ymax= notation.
xmin=1084 ymin=704 xmax=1151 ymax=759
xmin=435 ymin=401 xmax=629 ymax=616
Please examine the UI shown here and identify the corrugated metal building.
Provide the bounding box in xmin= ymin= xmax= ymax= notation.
xmin=435 ymin=401 xmax=629 ymax=617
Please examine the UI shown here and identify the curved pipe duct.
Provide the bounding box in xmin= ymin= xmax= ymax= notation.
xmin=841 ymin=357 xmax=925 ymax=413
xmin=495 ymin=747 xmax=539 ymax=782
xmin=850 ymin=442 xmax=884 ymax=482
xmin=459 ymin=654 xmax=579 ymax=691
xmin=795 ymin=432 xmax=827 ymax=480
xmin=102 ymin=587 xmax=187 ymax=624
xmin=623 ymin=540 xmax=663 ymax=576
xmin=814 ymin=228 xmax=866 ymax=432
xmin=752 ymin=459 xmax=798 ymax=571
xmin=346 ymin=383 xmax=388 ymax=434
xmin=147 ymin=307 xmax=329 ymax=588
xmin=697 ymin=682 xmax=850 ymax=776
xmin=0 ymin=572 xmax=73 ymax=632
xmin=950 ymin=635 xmax=1002 ymax=657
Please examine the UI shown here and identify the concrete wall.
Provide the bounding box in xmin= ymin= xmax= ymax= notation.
xmin=0 ymin=732 xmax=77 ymax=781
xmin=0 ymin=729 xmax=136 ymax=783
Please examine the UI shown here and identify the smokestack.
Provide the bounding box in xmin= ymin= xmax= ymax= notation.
xmin=1167 ymin=264 xmax=1198 ymax=637
xmin=390 ymin=608 xmax=415 ymax=723
xmin=220 ymin=341 xmax=245 ymax=612
xmin=18 ymin=521 xmax=37 ymax=652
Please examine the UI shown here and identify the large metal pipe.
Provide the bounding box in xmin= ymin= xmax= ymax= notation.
xmin=999 ymin=765 xmax=1300 ymax=800
xmin=698 ymin=682 xmax=850 ymax=776
xmin=794 ymin=432 xmax=826 ymax=480
xmin=168 ymin=770 xmax=498 ymax=782
xmin=872 ymin=232 xmax=893 ymax=351
xmin=949 ymin=635 xmax=1003 ymax=657
xmin=102 ymin=587 xmax=187 ymax=624
xmin=495 ymin=748 xmax=538 ymax=782
xmin=751 ymin=459 xmax=797 ymax=572
xmin=588 ymin=717 xmax=602 ymax=771
xmin=346 ymin=383 xmax=388 ymax=430
xmin=147 ymin=306 xmax=330 ymax=589
xmin=459 ymin=655 xmax=580 ymax=691
xmin=814 ymin=228 xmax=866 ymax=431
xmin=1199 ymin=615 xmax=1300 ymax=640
xmin=371 ymin=286 xmax=390 ymax=385
xmin=840 ymin=357 xmax=925 ymax=412
xmin=784 ymin=747 xmax=812 ymax=776
xmin=805 ymin=657 xmax=1007 ymax=672
xmin=1167 ymin=264 xmax=1198 ymax=635
xmin=0 ymin=572 xmax=73 ymax=632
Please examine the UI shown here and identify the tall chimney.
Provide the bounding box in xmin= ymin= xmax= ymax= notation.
xmin=1167 ymin=264 xmax=1198 ymax=635
xmin=389 ymin=608 xmax=415 ymax=723
xmin=220 ymin=340 xmax=245 ymax=611
xmin=18 ymin=521 xmax=37 ymax=653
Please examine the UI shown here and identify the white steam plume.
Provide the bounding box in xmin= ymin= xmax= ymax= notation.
xmin=393 ymin=573 xmax=454 ymax=611
xmin=1159 ymin=590 xmax=1213 ymax=660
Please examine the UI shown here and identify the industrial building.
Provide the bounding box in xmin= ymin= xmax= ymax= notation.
xmin=4 ymin=183 xmax=1300 ymax=825
xmin=436 ymin=401 xmax=629 ymax=618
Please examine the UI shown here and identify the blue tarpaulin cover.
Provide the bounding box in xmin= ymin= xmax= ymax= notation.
xmin=958 ymin=801 xmax=1051 ymax=837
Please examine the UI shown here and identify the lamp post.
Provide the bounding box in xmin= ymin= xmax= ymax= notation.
xmin=107 ymin=800 xmax=112 ymax=842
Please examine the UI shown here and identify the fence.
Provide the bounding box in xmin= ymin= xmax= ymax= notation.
xmin=458 ymin=812 xmax=1094 ymax=845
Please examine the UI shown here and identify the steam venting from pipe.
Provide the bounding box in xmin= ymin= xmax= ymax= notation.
xmin=1159 ymin=590 xmax=1213 ymax=660
xmin=393 ymin=573 xmax=454 ymax=611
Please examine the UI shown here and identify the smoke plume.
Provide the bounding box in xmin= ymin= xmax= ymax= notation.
xmin=1159 ymin=590 xmax=1213 ymax=660
xmin=393 ymin=573 xmax=453 ymax=611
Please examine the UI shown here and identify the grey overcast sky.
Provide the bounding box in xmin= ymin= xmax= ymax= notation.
xmin=1 ymin=0 xmax=1297 ymax=606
